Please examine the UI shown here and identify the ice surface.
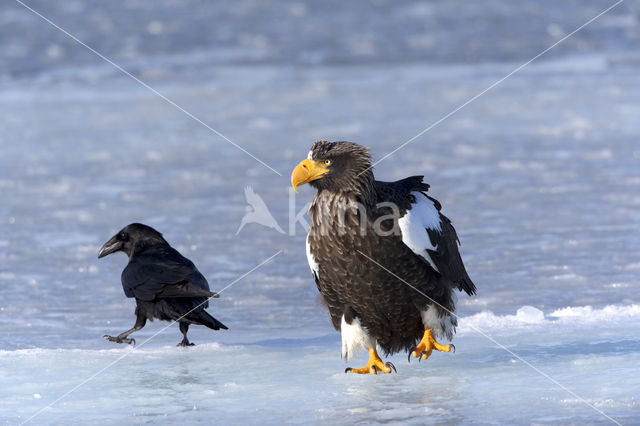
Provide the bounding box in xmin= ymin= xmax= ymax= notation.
xmin=1 ymin=0 xmax=640 ymax=424
xmin=3 ymin=305 xmax=640 ymax=425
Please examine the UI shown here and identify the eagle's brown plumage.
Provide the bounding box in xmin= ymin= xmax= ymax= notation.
xmin=300 ymin=141 xmax=476 ymax=359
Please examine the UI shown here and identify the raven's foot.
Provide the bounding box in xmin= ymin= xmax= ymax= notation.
xmin=177 ymin=339 xmax=195 ymax=347
xmin=408 ymin=328 xmax=454 ymax=362
xmin=103 ymin=335 xmax=135 ymax=345
xmin=345 ymin=347 xmax=396 ymax=375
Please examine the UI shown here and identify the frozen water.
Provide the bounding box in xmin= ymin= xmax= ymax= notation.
xmin=4 ymin=305 xmax=640 ymax=425
xmin=1 ymin=0 xmax=640 ymax=424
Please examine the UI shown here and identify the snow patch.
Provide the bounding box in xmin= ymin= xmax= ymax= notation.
xmin=549 ymin=304 xmax=640 ymax=323
xmin=459 ymin=304 xmax=640 ymax=333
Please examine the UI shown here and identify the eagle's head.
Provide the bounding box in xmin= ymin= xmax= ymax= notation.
xmin=291 ymin=141 xmax=373 ymax=194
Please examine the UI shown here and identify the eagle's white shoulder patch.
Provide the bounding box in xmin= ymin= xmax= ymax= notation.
xmin=306 ymin=234 xmax=319 ymax=278
xmin=398 ymin=191 xmax=442 ymax=272
xmin=341 ymin=315 xmax=375 ymax=361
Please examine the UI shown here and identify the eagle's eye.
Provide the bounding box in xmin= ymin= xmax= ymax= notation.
xmin=324 ymin=159 xmax=332 ymax=166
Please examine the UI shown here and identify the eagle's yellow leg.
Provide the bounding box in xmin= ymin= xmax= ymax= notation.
xmin=409 ymin=328 xmax=455 ymax=362
xmin=345 ymin=347 xmax=396 ymax=374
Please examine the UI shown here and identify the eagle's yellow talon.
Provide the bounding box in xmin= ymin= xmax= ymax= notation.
xmin=408 ymin=328 xmax=453 ymax=363
xmin=345 ymin=348 xmax=396 ymax=375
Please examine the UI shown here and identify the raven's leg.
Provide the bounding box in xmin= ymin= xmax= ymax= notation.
xmin=177 ymin=321 xmax=195 ymax=347
xmin=104 ymin=313 xmax=146 ymax=345
xmin=177 ymin=322 xmax=195 ymax=347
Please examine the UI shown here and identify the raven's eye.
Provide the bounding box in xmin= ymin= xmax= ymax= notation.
xmin=324 ymin=159 xmax=332 ymax=166
xmin=119 ymin=232 xmax=128 ymax=241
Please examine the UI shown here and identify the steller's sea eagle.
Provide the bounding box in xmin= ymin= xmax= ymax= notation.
xmin=291 ymin=141 xmax=476 ymax=374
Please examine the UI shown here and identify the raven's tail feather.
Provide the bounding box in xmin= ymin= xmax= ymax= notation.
xmin=188 ymin=310 xmax=228 ymax=330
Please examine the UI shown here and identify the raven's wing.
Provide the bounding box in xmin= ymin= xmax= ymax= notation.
xmin=155 ymin=282 xmax=218 ymax=299
xmin=121 ymin=246 xmax=212 ymax=302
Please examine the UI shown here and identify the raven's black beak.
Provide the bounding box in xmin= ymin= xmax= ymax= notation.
xmin=98 ymin=235 xmax=123 ymax=258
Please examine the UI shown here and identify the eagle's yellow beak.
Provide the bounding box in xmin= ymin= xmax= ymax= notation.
xmin=291 ymin=159 xmax=330 ymax=192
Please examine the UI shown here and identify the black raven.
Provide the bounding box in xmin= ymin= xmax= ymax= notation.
xmin=98 ymin=223 xmax=228 ymax=346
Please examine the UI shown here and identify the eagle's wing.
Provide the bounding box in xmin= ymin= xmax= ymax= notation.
xmin=121 ymin=247 xmax=213 ymax=302
xmin=376 ymin=177 xmax=476 ymax=296
xmin=426 ymin=209 xmax=476 ymax=296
